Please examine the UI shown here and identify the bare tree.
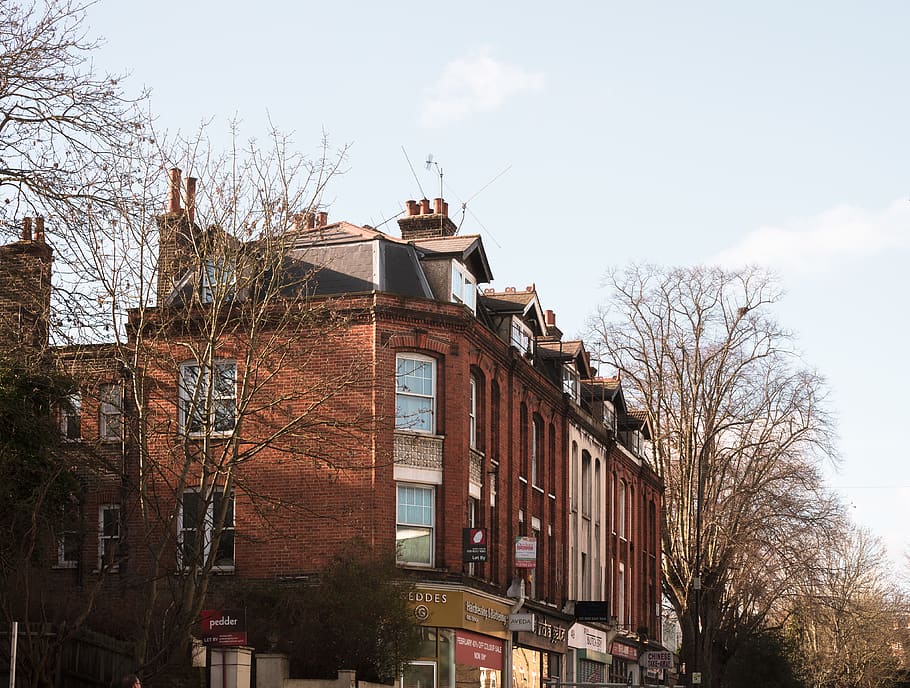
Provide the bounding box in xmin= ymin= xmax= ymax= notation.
xmin=788 ymin=527 xmax=908 ymax=688
xmin=50 ymin=124 xmax=382 ymax=679
xmin=0 ymin=0 xmax=149 ymax=229
xmin=588 ymin=264 xmax=840 ymax=688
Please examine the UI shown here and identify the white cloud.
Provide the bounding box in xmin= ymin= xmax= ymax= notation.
xmin=711 ymin=199 xmax=910 ymax=276
xmin=419 ymin=48 xmax=545 ymax=129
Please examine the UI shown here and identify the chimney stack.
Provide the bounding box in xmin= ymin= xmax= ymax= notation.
xmin=398 ymin=197 xmax=458 ymax=240
xmin=185 ymin=176 xmax=197 ymax=225
xmin=317 ymin=211 xmax=328 ymax=227
xmin=545 ymin=310 xmax=556 ymax=327
xmin=168 ymin=168 xmax=182 ymax=213
xmin=34 ymin=217 xmax=45 ymax=243
xmin=21 ymin=217 xmax=32 ymax=242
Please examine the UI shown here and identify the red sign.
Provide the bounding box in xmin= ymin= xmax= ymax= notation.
xmin=611 ymin=641 xmax=638 ymax=661
xmin=201 ymin=609 xmax=247 ymax=646
xmin=455 ymin=630 xmax=504 ymax=670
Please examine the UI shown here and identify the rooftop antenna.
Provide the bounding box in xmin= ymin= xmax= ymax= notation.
xmin=425 ymin=153 xmax=443 ymax=199
xmin=401 ymin=146 xmax=427 ymax=200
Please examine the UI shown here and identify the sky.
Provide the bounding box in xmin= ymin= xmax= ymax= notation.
xmin=86 ymin=1 xmax=910 ymax=566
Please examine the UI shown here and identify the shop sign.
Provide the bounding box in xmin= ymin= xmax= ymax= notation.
xmin=201 ymin=609 xmax=246 ymax=646
xmin=611 ymin=641 xmax=638 ymax=661
xmin=641 ymin=651 xmax=673 ymax=669
xmin=516 ymin=612 xmax=569 ymax=652
xmin=515 ymin=536 xmax=537 ymax=568
xmin=568 ymin=623 xmax=607 ymax=654
xmin=406 ymin=587 xmax=511 ymax=639
xmin=463 ymin=528 xmax=488 ymax=562
xmin=508 ymin=613 xmax=535 ymax=632
xmin=574 ymin=600 xmax=610 ymax=623
xmin=455 ymin=630 xmax=504 ymax=670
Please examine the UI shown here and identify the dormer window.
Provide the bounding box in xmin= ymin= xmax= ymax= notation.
xmin=602 ymin=402 xmax=616 ymax=433
xmin=563 ymin=367 xmax=579 ymax=400
xmin=451 ymin=261 xmax=476 ymax=313
xmin=202 ymin=258 xmax=237 ymax=304
xmin=510 ymin=318 xmax=534 ymax=356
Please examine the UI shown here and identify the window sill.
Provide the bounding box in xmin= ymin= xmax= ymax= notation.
xmin=53 ymin=563 xmax=78 ymax=570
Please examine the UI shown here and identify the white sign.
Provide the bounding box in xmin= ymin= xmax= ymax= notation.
xmin=642 ymin=651 xmax=673 ymax=669
xmin=509 ymin=613 xmax=536 ymax=632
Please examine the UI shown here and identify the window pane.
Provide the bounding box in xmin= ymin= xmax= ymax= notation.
xmin=396 ymin=358 xmax=433 ymax=396
xmin=398 ymin=485 xmax=433 ymax=525
xmin=396 ymin=526 xmax=431 ymax=565
xmin=214 ymin=529 xmax=234 ymax=568
xmin=395 ymin=396 xmax=432 ymax=432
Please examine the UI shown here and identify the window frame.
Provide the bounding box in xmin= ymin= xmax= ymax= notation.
xmin=468 ymin=376 xmax=477 ymax=448
xmin=178 ymin=360 xmax=237 ymax=436
xmin=60 ymin=392 xmax=81 ymax=441
xmin=618 ymin=479 xmax=627 ymax=540
xmin=562 ymin=366 xmax=579 ymax=400
xmin=178 ymin=489 xmax=235 ymax=572
xmin=510 ymin=317 xmax=534 ymax=355
xmin=99 ymin=383 xmax=122 ymax=441
xmin=450 ymin=261 xmax=477 ymax=313
xmin=201 ymin=257 xmax=237 ymax=304
xmin=395 ymin=353 xmax=436 ymax=434
xmin=98 ymin=504 xmax=121 ymax=571
xmin=531 ymin=416 xmax=542 ymax=486
xmin=396 ymin=483 xmax=435 ymax=567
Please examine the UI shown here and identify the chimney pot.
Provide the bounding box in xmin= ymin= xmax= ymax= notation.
xmin=444 ymin=201 xmax=449 ymax=216
xmin=35 ymin=217 xmax=45 ymax=243
xmin=317 ymin=211 xmax=328 ymax=227
xmin=406 ymin=200 xmax=419 ymax=216
xmin=505 ymin=287 xmax=516 ymax=293
xmin=168 ymin=168 xmax=182 ymax=213
xmin=420 ymin=198 xmax=431 ymax=214
xmin=21 ymin=217 xmax=32 ymax=242
xmin=185 ymin=176 xmax=197 ymax=225
xmin=434 ymin=198 xmax=445 ymax=215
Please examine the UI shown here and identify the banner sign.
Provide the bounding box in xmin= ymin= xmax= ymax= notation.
xmin=201 ymin=609 xmax=247 ymax=646
xmin=455 ymin=630 xmax=504 ymax=670
xmin=463 ymin=528 xmax=488 ymax=562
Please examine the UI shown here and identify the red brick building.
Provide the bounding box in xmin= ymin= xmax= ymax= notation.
xmin=0 ymin=174 xmax=665 ymax=686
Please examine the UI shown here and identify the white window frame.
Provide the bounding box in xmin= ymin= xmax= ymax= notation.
xmin=178 ymin=360 xmax=237 ymax=436
xmin=60 ymin=392 xmax=81 ymax=441
xmin=178 ymin=489 xmax=235 ymax=571
xmin=451 ymin=261 xmax=477 ymax=313
xmin=619 ymin=480 xmax=627 ymax=540
xmin=99 ymin=383 xmax=122 ymax=441
xmin=531 ymin=417 xmax=540 ymax=486
xmin=563 ymin=366 xmax=579 ymax=400
xmin=396 ymin=483 xmax=435 ymax=567
xmin=395 ymin=354 xmax=436 ymax=434
xmin=98 ymin=504 xmax=121 ymax=570
xmin=510 ymin=317 xmax=534 ymax=355
xmin=469 ymin=377 xmax=477 ymax=448
xmin=618 ymin=563 xmax=626 ymax=626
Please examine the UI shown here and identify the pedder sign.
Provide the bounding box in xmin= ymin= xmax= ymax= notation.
xmin=201 ymin=609 xmax=247 ymax=646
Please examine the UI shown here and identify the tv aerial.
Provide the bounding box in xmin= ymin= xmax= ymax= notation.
xmin=425 ymin=153 xmax=443 ymax=199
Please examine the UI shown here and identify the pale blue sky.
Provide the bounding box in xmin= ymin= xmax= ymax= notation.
xmin=89 ymin=1 xmax=910 ymax=565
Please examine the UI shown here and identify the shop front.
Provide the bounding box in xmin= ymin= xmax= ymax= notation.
xmin=567 ymin=623 xmax=611 ymax=684
xmin=511 ymin=606 xmax=570 ymax=688
xmin=609 ymin=639 xmax=639 ymax=685
xmin=404 ymin=585 xmax=512 ymax=688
